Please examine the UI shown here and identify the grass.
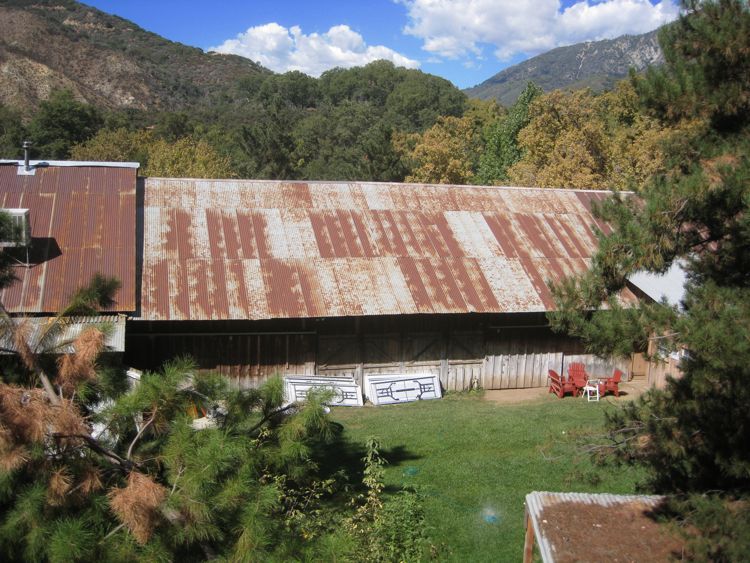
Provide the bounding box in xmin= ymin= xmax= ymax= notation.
xmin=330 ymin=392 xmax=645 ymax=562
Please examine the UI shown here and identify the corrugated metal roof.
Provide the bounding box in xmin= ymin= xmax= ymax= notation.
xmin=525 ymin=491 xmax=666 ymax=563
xmin=0 ymin=315 xmax=126 ymax=353
xmin=0 ymin=163 xmax=136 ymax=313
xmin=140 ymin=179 xmax=633 ymax=321
xmin=0 ymin=160 xmax=139 ymax=169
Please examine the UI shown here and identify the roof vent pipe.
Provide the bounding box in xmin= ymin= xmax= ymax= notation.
xmin=22 ymin=140 xmax=32 ymax=171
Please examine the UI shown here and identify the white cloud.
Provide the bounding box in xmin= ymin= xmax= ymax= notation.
xmin=399 ymin=0 xmax=680 ymax=61
xmin=209 ymin=23 xmax=420 ymax=76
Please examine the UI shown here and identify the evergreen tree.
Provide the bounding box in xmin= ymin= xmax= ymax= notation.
xmin=0 ymin=275 xmax=431 ymax=560
xmin=549 ymin=1 xmax=750 ymax=555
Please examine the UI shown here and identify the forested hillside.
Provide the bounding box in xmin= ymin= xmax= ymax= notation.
xmin=0 ymin=0 xmax=674 ymax=189
xmin=0 ymin=60 xmax=469 ymax=180
xmin=0 ymin=0 xmax=267 ymax=114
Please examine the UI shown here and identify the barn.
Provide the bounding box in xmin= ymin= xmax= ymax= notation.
xmin=0 ymin=159 xmax=648 ymax=390
xmin=127 ymin=177 xmax=640 ymax=390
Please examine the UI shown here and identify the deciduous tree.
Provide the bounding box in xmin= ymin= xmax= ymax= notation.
xmin=143 ymin=136 xmax=234 ymax=178
xmin=397 ymin=115 xmax=481 ymax=185
xmin=507 ymin=88 xmax=611 ymax=189
xmin=477 ymin=81 xmax=542 ymax=184
xmin=26 ymin=90 xmax=103 ymax=160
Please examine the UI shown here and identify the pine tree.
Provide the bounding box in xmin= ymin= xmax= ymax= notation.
xmin=549 ymin=1 xmax=750 ymax=555
xmin=1 ymin=274 xmax=431 ymax=560
xmin=0 ymin=273 xmax=340 ymax=560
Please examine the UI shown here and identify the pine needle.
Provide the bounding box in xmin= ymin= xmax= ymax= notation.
xmin=55 ymin=328 xmax=105 ymax=395
xmin=0 ymin=384 xmax=48 ymax=442
xmin=108 ymin=472 xmax=167 ymax=544
xmin=12 ymin=319 xmax=36 ymax=372
xmin=0 ymin=441 xmax=28 ymax=472
xmin=51 ymin=400 xmax=90 ymax=447
xmin=47 ymin=468 xmax=73 ymax=506
xmin=79 ymin=465 xmax=103 ymax=496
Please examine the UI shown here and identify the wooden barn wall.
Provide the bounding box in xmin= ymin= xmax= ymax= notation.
xmin=126 ymin=314 xmax=629 ymax=391
xmin=640 ymin=339 xmax=685 ymax=389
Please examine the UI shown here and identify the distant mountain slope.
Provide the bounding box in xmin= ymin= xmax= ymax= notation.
xmin=464 ymin=29 xmax=663 ymax=106
xmin=0 ymin=0 xmax=268 ymax=114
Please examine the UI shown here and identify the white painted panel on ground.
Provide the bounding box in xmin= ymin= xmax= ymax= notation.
xmin=364 ymin=373 xmax=442 ymax=405
xmin=284 ymin=376 xmax=363 ymax=407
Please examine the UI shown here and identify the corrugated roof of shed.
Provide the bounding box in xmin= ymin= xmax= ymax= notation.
xmin=525 ymin=491 xmax=666 ymax=563
xmin=0 ymin=315 xmax=126 ymax=354
xmin=0 ymin=163 xmax=137 ymax=313
xmin=140 ymin=179 xmax=629 ymax=321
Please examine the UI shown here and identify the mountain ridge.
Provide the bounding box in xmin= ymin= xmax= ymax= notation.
xmin=464 ymin=29 xmax=664 ymax=106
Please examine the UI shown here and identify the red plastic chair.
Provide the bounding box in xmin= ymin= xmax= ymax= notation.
xmin=548 ymin=369 xmax=577 ymax=398
xmin=567 ymin=362 xmax=589 ymax=394
xmin=600 ymin=369 xmax=623 ymax=397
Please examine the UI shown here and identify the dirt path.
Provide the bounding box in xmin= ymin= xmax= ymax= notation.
xmin=482 ymin=378 xmax=651 ymax=405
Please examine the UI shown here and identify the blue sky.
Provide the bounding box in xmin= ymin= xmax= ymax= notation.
xmin=82 ymin=0 xmax=679 ymax=89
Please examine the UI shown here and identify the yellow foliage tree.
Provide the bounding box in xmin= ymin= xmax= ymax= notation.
xmin=394 ymin=99 xmax=502 ymax=185
xmin=507 ymin=89 xmax=611 ymax=189
xmin=70 ymin=128 xmax=153 ymax=165
xmin=507 ymin=83 xmax=674 ymax=191
xmin=144 ymin=137 xmax=234 ymax=178
xmin=72 ymin=129 xmax=234 ymax=179
xmin=599 ymin=82 xmax=673 ymax=192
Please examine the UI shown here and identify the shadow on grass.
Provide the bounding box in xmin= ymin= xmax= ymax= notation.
xmin=311 ymin=422 xmax=421 ymax=492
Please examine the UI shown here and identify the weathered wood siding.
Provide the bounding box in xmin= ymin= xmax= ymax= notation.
xmin=128 ymin=330 xmax=315 ymax=388
xmin=126 ymin=314 xmax=630 ymax=391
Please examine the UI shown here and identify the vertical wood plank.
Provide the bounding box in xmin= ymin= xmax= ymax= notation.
xmin=523 ymin=514 xmax=535 ymax=563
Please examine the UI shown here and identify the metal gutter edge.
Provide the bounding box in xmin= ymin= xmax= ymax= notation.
xmin=0 ymin=160 xmax=140 ymax=169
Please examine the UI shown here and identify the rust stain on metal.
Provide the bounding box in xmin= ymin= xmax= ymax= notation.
xmin=483 ymin=212 xmax=520 ymax=258
xmin=224 ymin=260 xmax=249 ymax=317
xmin=221 ymin=211 xmax=241 ymax=260
xmin=309 ymin=211 xmax=334 ymax=258
xmin=140 ymin=179 xmax=625 ymax=321
xmin=0 ymin=164 xmax=136 ymax=313
xmin=349 ymin=212 xmax=377 ymax=257
xmin=449 ymin=258 xmax=500 ymax=312
xmin=544 ymin=215 xmax=579 ymax=258
xmin=262 ymin=258 xmax=307 ymax=318
xmin=575 ymin=191 xmax=613 ymax=237
xmin=168 ymin=261 xmax=190 ymax=319
xmin=236 ymin=212 xmax=258 ymax=258
xmin=397 ymin=257 xmax=433 ymax=312
xmin=324 ymin=211 xmax=350 ymax=257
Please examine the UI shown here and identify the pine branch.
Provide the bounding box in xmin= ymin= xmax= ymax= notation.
xmin=50 ymin=432 xmax=137 ymax=472
xmin=0 ymin=302 xmax=61 ymax=405
xmin=246 ymin=403 xmax=298 ymax=435
xmin=126 ymin=407 xmax=158 ymax=460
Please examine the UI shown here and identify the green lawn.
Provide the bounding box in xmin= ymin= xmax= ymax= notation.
xmin=331 ymin=392 xmax=645 ymax=562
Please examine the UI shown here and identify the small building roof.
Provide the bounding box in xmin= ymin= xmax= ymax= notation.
xmin=524 ymin=491 xmax=678 ymax=563
xmin=0 ymin=315 xmax=126 ymax=354
xmin=140 ymin=178 xmax=635 ymax=321
xmin=0 ymin=160 xmax=140 ymax=169
xmin=0 ymin=162 xmax=137 ymax=314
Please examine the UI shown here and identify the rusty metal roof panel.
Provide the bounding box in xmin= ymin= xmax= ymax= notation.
xmin=0 ymin=163 xmax=136 ymax=314
xmin=139 ymin=179 xmax=624 ymax=320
